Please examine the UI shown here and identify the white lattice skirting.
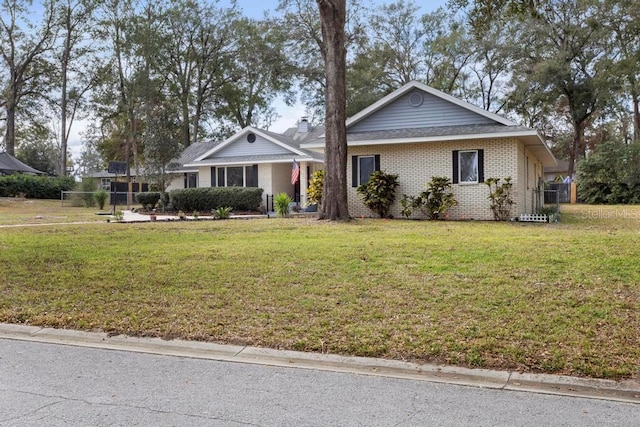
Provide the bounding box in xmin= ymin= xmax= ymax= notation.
xmin=519 ymin=214 xmax=548 ymax=223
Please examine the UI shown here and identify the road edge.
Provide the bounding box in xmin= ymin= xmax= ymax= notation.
xmin=1 ymin=323 xmax=638 ymax=404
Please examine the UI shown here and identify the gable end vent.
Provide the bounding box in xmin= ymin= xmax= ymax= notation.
xmin=409 ymin=92 xmax=423 ymax=107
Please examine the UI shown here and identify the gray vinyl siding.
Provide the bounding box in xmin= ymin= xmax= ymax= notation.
xmin=349 ymin=90 xmax=496 ymax=133
xmin=215 ymin=133 xmax=291 ymax=157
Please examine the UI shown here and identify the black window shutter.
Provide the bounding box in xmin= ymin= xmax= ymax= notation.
xmin=252 ymin=164 xmax=258 ymax=187
xmin=211 ymin=167 xmax=216 ymax=187
xmin=374 ymin=154 xmax=381 ymax=171
xmin=352 ymin=156 xmax=358 ymax=187
xmin=183 ymin=173 xmax=188 ymax=188
xmin=477 ymin=149 xmax=484 ymax=183
xmin=452 ymin=151 xmax=459 ymax=184
xmin=218 ymin=168 xmax=225 ymax=187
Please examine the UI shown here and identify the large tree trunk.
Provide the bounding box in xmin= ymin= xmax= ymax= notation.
xmin=317 ymin=0 xmax=350 ymax=221
xmin=568 ymin=121 xmax=585 ymax=179
xmin=4 ymin=89 xmax=17 ymax=156
xmin=182 ymin=99 xmax=191 ymax=147
xmin=633 ymin=94 xmax=640 ymax=143
xmin=60 ymin=31 xmax=70 ymax=176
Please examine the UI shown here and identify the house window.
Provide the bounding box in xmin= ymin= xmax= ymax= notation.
xmin=453 ymin=150 xmax=484 ymax=184
xmin=214 ymin=165 xmax=259 ymax=187
xmin=184 ymin=173 xmax=197 ymax=188
xmin=101 ymin=178 xmax=111 ymax=191
xmin=352 ymin=155 xmax=381 ymax=187
xmin=227 ymin=166 xmax=244 ymax=187
xmin=459 ymin=151 xmax=478 ymax=183
xmin=246 ymin=165 xmax=258 ymax=187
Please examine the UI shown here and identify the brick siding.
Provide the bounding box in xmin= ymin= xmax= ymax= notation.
xmin=347 ymin=138 xmax=540 ymax=220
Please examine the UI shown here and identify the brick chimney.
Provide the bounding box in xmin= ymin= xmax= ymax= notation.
xmin=298 ymin=116 xmax=310 ymax=133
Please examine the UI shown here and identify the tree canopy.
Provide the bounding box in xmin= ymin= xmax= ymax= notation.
xmin=0 ymin=0 xmax=636 ymax=193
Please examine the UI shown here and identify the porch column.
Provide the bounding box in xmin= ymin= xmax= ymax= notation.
xmin=300 ymin=161 xmax=309 ymax=206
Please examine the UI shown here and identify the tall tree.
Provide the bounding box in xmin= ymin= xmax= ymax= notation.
xmin=158 ymin=0 xmax=239 ymax=147
xmin=55 ymin=0 xmax=98 ymax=176
xmin=316 ymin=0 xmax=349 ymax=220
xmin=215 ymin=18 xmax=295 ymax=129
xmin=510 ymin=0 xmax=619 ymax=177
xmin=367 ymin=0 xmax=426 ymax=88
xmin=0 ymin=0 xmax=59 ymax=156
xmin=279 ymin=0 xmax=364 ymax=119
xmin=76 ymin=123 xmax=105 ymax=176
xmin=467 ymin=18 xmax=514 ymax=113
xmin=421 ymin=9 xmax=473 ymax=96
xmin=142 ymin=106 xmax=181 ymax=192
xmin=605 ymin=0 xmax=640 ymax=141
xmin=15 ymin=119 xmax=59 ymax=174
xmin=95 ymin=0 xmax=143 ymax=184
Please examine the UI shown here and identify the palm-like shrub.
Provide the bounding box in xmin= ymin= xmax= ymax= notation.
xmin=274 ymin=192 xmax=293 ymax=217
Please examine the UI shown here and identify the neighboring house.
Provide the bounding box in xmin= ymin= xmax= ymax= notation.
xmin=170 ymin=81 xmax=557 ymax=220
xmin=172 ymin=121 xmax=325 ymax=208
xmin=0 ymin=152 xmax=46 ymax=175
xmin=544 ymin=160 xmax=576 ymax=183
xmin=83 ymin=169 xmax=145 ymax=191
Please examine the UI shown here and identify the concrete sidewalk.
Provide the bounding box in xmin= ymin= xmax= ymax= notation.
xmin=1 ymin=323 xmax=638 ymax=405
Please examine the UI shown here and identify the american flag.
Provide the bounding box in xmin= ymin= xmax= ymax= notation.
xmin=291 ymin=160 xmax=300 ymax=185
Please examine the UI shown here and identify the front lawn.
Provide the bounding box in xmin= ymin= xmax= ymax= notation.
xmin=0 ymin=197 xmax=122 ymax=225
xmin=1 ymin=202 xmax=638 ymax=379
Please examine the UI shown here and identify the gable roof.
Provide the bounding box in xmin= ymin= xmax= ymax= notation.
xmin=184 ymin=126 xmax=323 ymax=168
xmin=346 ymin=81 xmax=515 ymax=129
xmin=301 ymin=81 xmax=556 ymax=166
xmin=0 ymin=152 xmax=46 ymax=175
xmin=168 ymin=141 xmax=219 ymax=172
xmin=194 ymin=127 xmax=308 ymax=161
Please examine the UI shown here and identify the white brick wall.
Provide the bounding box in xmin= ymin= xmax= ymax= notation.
xmin=258 ymin=164 xmax=273 ymax=195
xmin=198 ymin=167 xmax=210 ymax=187
xmin=347 ymin=138 xmax=532 ymax=220
xmin=166 ymin=175 xmax=184 ymax=192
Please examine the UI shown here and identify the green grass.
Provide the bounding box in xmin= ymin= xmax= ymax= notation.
xmin=1 ymin=200 xmax=639 ymax=379
xmin=0 ymin=197 xmax=126 ymax=225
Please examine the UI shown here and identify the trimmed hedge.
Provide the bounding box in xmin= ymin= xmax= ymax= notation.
xmin=0 ymin=174 xmax=76 ymax=199
xmin=170 ymin=187 xmax=264 ymax=212
xmin=135 ymin=192 xmax=162 ymax=209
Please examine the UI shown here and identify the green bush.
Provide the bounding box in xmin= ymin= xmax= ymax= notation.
xmin=485 ymin=177 xmax=514 ymax=221
xmin=306 ymin=170 xmax=324 ymax=206
xmin=94 ymin=190 xmax=109 ymax=210
xmin=578 ymin=141 xmax=640 ymax=204
xmin=357 ymin=170 xmax=400 ymax=218
xmin=274 ymin=192 xmax=292 ymax=217
xmin=412 ymin=176 xmax=457 ymax=220
xmin=135 ymin=192 xmax=162 ymax=210
xmin=169 ymin=187 xmax=264 ymax=212
xmin=400 ymin=194 xmax=413 ymax=218
xmin=78 ymin=179 xmax=97 ymax=207
xmin=0 ymin=174 xmax=75 ymax=199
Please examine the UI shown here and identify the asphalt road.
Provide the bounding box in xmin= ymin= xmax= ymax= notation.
xmin=1 ymin=338 xmax=638 ymax=426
